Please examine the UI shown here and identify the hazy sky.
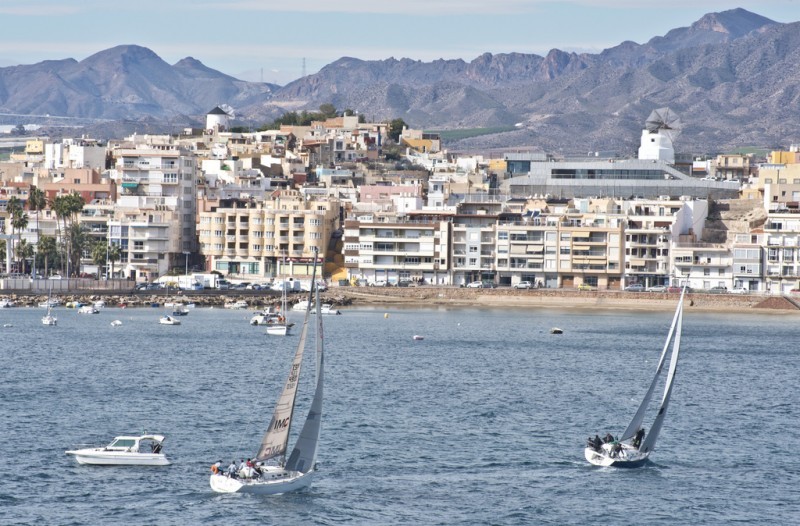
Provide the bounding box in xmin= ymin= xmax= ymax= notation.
xmin=1 ymin=1 xmax=799 ymax=85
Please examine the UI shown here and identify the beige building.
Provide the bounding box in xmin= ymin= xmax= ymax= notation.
xmin=198 ymin=190 xmax=340 ymax=279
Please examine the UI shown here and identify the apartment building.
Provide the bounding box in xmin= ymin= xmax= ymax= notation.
xmin=342 ymin=213 xmax=449 ymax=285
xmin=108 ymin=136 xmax=197 ymax=255
xmin=198 ymin=190 xmax=339 ymax=279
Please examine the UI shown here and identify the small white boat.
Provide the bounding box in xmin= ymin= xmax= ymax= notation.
xmin=110 ymin=320 xmax=123 ymax=327
xmin=78 ymin=305 xmax=99 ymax=314
xmin=66 ymin=434 xmax=170 ymax=466
xmin=93 ymin=300 xmax=106 ymax=309
xmin=413 ymin=335 xmax=424 ymax=340
xmin=38 ymin=299 xmax=61 ymax=308
xmin=225 ymin=300 xmax=249 ymax=310
xmin=293 ymin=300 xmax=340 ymax=315
xmin=159 ymin=315 xmax=181 ymax=326
xmin=0 ymin=298 xmax=15 ymax=308
xmin=550 ymin=327 xmax=563 ymax=334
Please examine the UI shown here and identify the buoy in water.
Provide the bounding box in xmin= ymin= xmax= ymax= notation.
xmin=413 ymin=335 xmax=424 ymax=340
xmin=384 ymin=313 xmax=389 ymax=318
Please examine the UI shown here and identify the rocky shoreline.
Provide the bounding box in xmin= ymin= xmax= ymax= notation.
xmin=3 ymin=287 xmax=799 ymax=312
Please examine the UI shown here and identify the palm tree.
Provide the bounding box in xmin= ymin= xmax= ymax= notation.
xmin=108 ymin=243 xmax=121 ymax=279
xmin=51 ymin=193 xmax=85 ymax=275
xmin=67 ymin=223 xmax=86 ymax=277
xmin=91 ymin=240 xmax=107 ymax=277
xmin=37 ymin=235 xmax=57 ymax=277
xmin=8 ymin=197 xmax=28 ymax=274
xmin=28 ymin=186 xmax=46 ymax=276
xmin=16 ymin=239 xmax=33 ymax=274
xmin=51 ymin=195 xmax=69 ymax=274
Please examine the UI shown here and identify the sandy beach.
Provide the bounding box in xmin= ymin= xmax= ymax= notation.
xmin=327 ymin=287 xmax=800 ymax=313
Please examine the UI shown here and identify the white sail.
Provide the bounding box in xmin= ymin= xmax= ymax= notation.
xmin=621 ymin=287 xmax=685 ymax=442
xmin=285 ymin=287 xmax=324 ymax=473
xmin=640 ymin=302 xmax=683 ymax=454
xmin=254 ymin=256 xmax=318 ymax=462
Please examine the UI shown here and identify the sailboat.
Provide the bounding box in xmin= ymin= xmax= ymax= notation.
xmin=41 ymin=284 xmax=58 ymax=326
xmin=210 ymin=253 xmax=324 ymax=494
xmin=266 ymin=256 xmax=292 ymax=336
xmin=584 ymin=286 xmax=686 ymax=467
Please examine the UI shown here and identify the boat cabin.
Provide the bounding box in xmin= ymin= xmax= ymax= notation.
xmin=105 ymin=435 xmax=165 ymax=453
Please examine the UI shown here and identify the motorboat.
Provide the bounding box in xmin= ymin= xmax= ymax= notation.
xmin=171 ymin=303 xmax=189 ymax=316
xmin=78 ymin=305 xmax=99 ymax=314
xmin=66 ymin=434 xmax=170 ymax=466
xmin=293 ymin=300 xmax=341 ymax=315
xmin=38 ymin=299 xmax=61 ymax=308
xmin=159 ymin=315 xmax=181 ymax=326
xmin=550 ymin=327 xmax=563 ymax=334
xmin=413 ymin=335 xmax=424 ymax=340
xmin=110 ymin=320 xmax=123 ymax=327
xmin=225 ymin=300 xmax=249 ymax=310
xmin=0 ymin=298 xmax=15 ymax=308
xmin=93 ymin=300 xmax=106 ymax=309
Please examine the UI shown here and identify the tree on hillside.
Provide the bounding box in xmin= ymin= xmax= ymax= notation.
xmin=388 ymin=118 xmax=407 ymax=142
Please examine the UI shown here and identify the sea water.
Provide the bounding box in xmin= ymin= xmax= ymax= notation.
xmin=0 ymin=304 xmax=798 ymax=524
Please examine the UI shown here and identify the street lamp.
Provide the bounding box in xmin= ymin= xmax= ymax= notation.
xmin=183 ymin=251 xmax=190 ymax=276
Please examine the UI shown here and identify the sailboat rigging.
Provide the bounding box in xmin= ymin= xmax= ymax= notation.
xmin=41 ymin=282 xmax=57 ymax=326
xmin=210 ymin=250 xmax=324 ymax=494
xmin=266 ymin=254 xmax=291 ymax=336
xmin=584 ymin=286 xmax=686 ymax=467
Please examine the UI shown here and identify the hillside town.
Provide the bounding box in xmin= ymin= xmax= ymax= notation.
xmin=1 ymin=106 xmax=799 ymax=295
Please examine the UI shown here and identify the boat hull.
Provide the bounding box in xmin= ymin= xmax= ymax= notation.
xmin=584 ymin=445 xmax=649 ymax=468
xmin=266 ymin=324 xmax=289 ymax=336
xmin=210 ymin=469 xmax=314 ymax=494
xmin=66 ymin=450 xmax=170 ymax=466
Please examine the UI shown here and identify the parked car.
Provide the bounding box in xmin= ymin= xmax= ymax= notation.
xmin=482 ymin=281 xmax=497 ymax=288
xmin=577 ymin=283 xmax=594 ymax=291
xmin=371 ymin=279 xmax=388 ymax=287
xmin=646 ymin=285 xmax=667 ymax=292
xmin=465 ymin=281 xmax=483 ymax=288
xmin=707 ymin=286 xmax=728 ymax=294
xmin=624 ymin=284 xmax=645 ymax=292
xmin=514 ymin=281 xmax=533 ymax=289
xmin=730 ymin=287 xmax=749 ymax=294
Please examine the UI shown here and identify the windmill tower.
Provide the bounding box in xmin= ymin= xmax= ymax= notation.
xmin=638 ymin=108 xmax=682 ymax=164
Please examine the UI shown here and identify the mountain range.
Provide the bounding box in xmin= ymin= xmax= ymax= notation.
xmin=2 ymin=8 xmax=799 ymax=155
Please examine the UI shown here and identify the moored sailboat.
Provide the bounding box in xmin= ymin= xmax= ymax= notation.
xmin=584 ymin=286 xmax=686 ymax=467
xmin=210 ymin=252 xmax=324 ymax=494
xmin=41 ymin=284 xmax=58 ymax=326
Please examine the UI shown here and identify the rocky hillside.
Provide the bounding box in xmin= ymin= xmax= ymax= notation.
xmin=3 ymin=9 xmax=800 ymax=154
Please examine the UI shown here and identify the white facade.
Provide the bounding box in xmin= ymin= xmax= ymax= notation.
xmin=638 ymin=129 xmax=675 ymax=164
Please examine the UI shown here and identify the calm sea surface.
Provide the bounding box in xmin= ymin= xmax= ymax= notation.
xmin=1 ymin=302 xmax=798 ymax=525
